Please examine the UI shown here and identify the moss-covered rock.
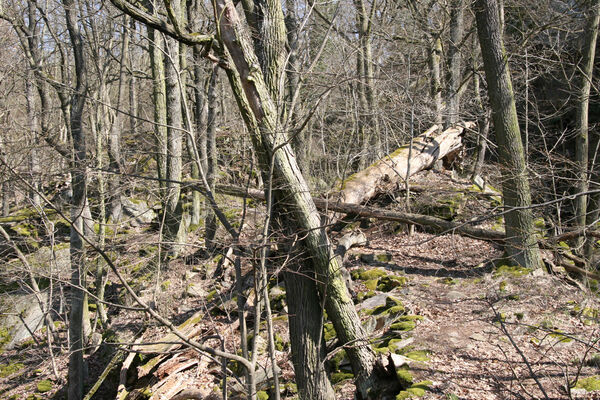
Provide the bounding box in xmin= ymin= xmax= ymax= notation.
xmin=257 ymin=390 xmax=269 ymax=400
xmin=494 ymin=264 xmax=532 ymax=278
xmin=396 ymin=367 xmax=413 ymax=387
xmin=36 ymin=380 xmax=53 ymax=393
xmin=403 ymin=350 xmax=430 ymax=362
xmin=396 ymin=380 xmax=432 ymax=399
xmin=378 ymin=275 xmax=407 ymax=292
xmin=352 ymin=268 xmax=388 ymax=281
xmin=390 ymin=321 xmax=416 ymax=331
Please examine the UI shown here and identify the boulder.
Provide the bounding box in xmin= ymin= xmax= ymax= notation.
xmin=122 ymin=198 xmax=157 ymax=225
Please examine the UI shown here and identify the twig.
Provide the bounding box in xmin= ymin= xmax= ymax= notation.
xmin=490 ymin=302 xmax=550 ymax=400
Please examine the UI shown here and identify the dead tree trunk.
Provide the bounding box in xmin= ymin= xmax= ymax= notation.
xmin=337 ymin=122 xmax=475 ymax=205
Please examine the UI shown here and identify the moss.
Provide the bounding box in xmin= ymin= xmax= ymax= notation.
xmin=390 ymin=321 xmax=416 ymax=331
xmin=324 ymin=323 xmax=336 ymax=341
xmin=403 ymin=350 xmax=430 ymax=362
xmin=515 ymin=312 xmax=524 ymax=320
xmin=441 ymin=277 xmax=458 ymax=285
xmin=0 ymin=328 xmax=13 ymax=350
xmin=355 ymin=268 xmax=388 ymax=281
xmin=331 ymin=372 xmax=354 ymax=384
xmin=284 ymin=382 xmax=298 ymax=394
xmin=356 ymin=290 xmax=376 ymax=302
xmin=396 ymin=367 xmax=413 ymax=387
xmin=160 ymin=280 xmax=171 ymax=291
xmin=329 ymin=349 xmax=346 ymax=371
xmin=494 ymin=264 xmax=532 ymax=278
xmin=364 ymin=279 xmax=379 ymax=291
xmin=274 ymin=333 xmax=287 ymax=351
xmin=257 ymin=390 xmax=269 ymax=400
xmin=396 ymin=380 xmax=433 ymax=399
xmin=0 ymin=363 xmax=24 ymax=378
xmin=375 ymin=253 xmax=393 ymax=262
xmin=574 ymin=376 xmax=600 ymax=391
xmin=508 ymin=294 xmax=520 ymax=301
xmin=549 ymin=330 xmax=573 ymax=343
xmin=499 ymin=281 xmax=507 ymax=291
xmin=206 ymin=290 xmax=218 ymax=302
xmin=378 ymin=276 xmax=407 ymax=292
xmin=36 ymin=380 xmax=53 ymax=393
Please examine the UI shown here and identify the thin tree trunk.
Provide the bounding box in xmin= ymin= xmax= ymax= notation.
xmin=576 ymin=0 xmax=600 ymax=254
xmin=446 ymin=0 xmax=465 ymax=127
xmin=204 ymin=65 xmax=219 ymax=253
xmin=63 ymin=0 xmax=88 ymax=396
xmin=430 ymin=35 xmax=443 ymax=128
xmin=474 ymin=0 xmax=543 ymax=269
xmin=108 ymin=17 xmax=130 ymax=223
xmin=25 ymin=69 xmax=41 ymax=207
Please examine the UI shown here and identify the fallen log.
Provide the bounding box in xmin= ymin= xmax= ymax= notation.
xmin=215 ymin=184 xmax=506 ymax=242
xmin=335 ymin=122 xmax=475 ymax=205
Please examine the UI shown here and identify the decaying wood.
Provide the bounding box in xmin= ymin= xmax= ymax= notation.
xmin=215 ymin=184 xmax=506 ymax=242
xmin=116 ymin=335 xmax=145 ymax=400
xmin=335 ymin=122 xmax=475 ymax=205
xmin=83 ymin=348 xmax=125 ymax=400
xmin=134 ymin=311 xmax=203 ymax=379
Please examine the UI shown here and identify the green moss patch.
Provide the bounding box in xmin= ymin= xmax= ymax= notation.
xmin=324 ymin=323 xmax=336 ymax=341
xmin=574 ymin=376 xmax=600 ymax=392
xmin=352 ymin=268 xmax=388 ymax=281
xmin=396 ymin=367 xmax=413 ymax=387
xmin=0 ymin=363 xmax=24 ymax=378
xmin=396 ymin=380 xmax=433 ymax=399
xmin=36 ymin=380 xmax=53 ymax=393
xmin=331 ymin=372 xmax=354 ymax=384
xmin=257 ymin=390 xmax=269 ymax=400
xmin=403 ymin=350 xmax=431 ymax=362
xmin=494 ymin=264 xmax=532 ymax=278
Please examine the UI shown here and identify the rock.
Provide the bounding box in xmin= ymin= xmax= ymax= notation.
xmin=122 ymin=198 xmax=157 ymax=225
xmin=186 ymin=282 xmax=207 ymax=298
xmin=446 ymin=290 xmax=464 ymax=301
xmin=469 ymin=333 xmax=487 ymax=342
xmin=359 ymin=293 xmax=397 ymax=311
xmin=0 ymin=290 xmax=49 ymax=349
xmin=388 ymin=337 xmax=414 ymax=353
xmin=473 ymin=175 xmax=485 ymax=190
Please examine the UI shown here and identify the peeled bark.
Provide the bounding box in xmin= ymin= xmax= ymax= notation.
xmin=337 ymin=122 xmax=475 ymax=205
xmin=474 ymin=0 xmax=543 ymax=269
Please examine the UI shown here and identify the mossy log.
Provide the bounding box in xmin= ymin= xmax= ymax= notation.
xmin=214 ymin=184 xmax=506 ymax=242
xmin=336 ymin=122 xmax=475 ymax=205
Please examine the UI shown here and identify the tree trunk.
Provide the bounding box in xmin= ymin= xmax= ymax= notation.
xmin=285 ymin=263 xmax=335 ymax=400
xmin=446 ymin=0 xmax=465 ymax=127
xmin=430 ymin=35 xmax=443 ymax=128
xmin=204 ymin=65 xmax=219 ymax=253
xmin=148 ymin=26 xmax=168 ymax=202
xmin=575 ymin=0 xmax=600 ymax=254
xmin=213 ymin=1 xmax=395 ymax=397
xmin=338 ymin=123 xmax=474 ymax=205
xmin=474 ymin=0 xmax=543 ymax=269
xmin=108 ymin=17 xmax=130 ymax=223
xmin=63 ymin=0 xmax=88 ymax=397
xmin=25 ymin=69 xmax=41 ymax=207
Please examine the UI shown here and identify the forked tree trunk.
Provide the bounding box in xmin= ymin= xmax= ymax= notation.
xmin=474 ymin=0 xmax=542 ymax=269
xmin=213 ymin=0 xmax=395 ymax=397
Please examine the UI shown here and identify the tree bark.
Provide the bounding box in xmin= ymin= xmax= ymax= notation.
xmin=575 ymin=0 xmax=600 ymax=254
xmin=108 ymin=16 xmax=130 ymax=223
xmin=63 ymin=0 xmax=88 ymax=397
xmin=446 ymin=0 xmax=465 ymax=127
xmin=213 ymin=1 xmax=396 ymax=397
xmin=474 ymin=0 xmax=543 ymax=269
xmin=204 ymin=65 xmax=219 ymax=253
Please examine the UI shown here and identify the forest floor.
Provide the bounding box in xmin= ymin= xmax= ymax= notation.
xmin=2 ymin=171 xmax=600 ymax=399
